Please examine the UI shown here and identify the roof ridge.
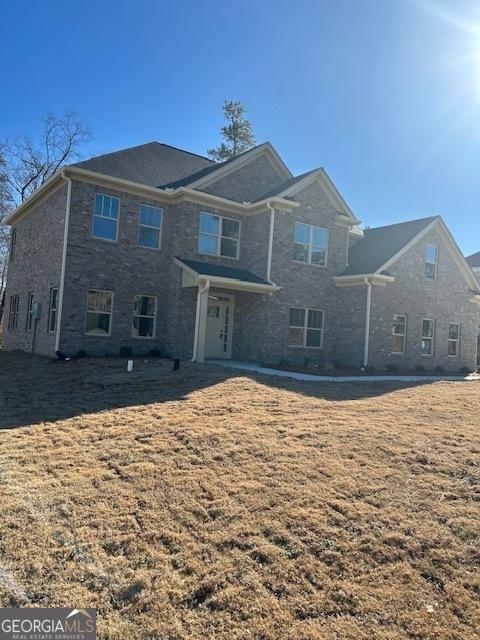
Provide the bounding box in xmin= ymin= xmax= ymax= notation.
xmin=74 ymin=141 xmax=216 ymax=167
xmin=158 ymin=142 xmax=215 ymax=163
xmin=366 ymin=215 xmax=439 ymax=233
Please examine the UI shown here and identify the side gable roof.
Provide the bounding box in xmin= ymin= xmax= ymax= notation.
xmin=344 ymin=216 xmax=438 ymax=276
xmin=74 ymin=142 xmax=215 ymax=187
xmin=466 ymin=251 xmax=480 ymax=269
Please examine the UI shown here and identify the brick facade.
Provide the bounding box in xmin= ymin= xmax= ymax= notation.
xmin=2 ymin=151 xmax=479 ymax=373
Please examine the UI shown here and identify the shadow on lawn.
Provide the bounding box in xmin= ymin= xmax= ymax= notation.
xmin=0 ymin=350 xmax=439 ymax=430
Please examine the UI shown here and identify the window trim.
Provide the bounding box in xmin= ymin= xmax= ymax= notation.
xmin=92 ymin=193 xmax=120 ymax=243
xmin=288 ymin=307 xmax=325 ymax=349
xmin=8 ymin=295 xmax=19 ymax=331
xmin=447 ymin=322 xmax=460 ymax=358
xmin=48 ymin=287 xmax=58 ymax=334
xmin=421 ymin=318 xmax=435 ymax=357
xmin=391 ymin=314 xmax=407 ymax=355
xmin=292 ymin=222 xmax=329 ymax=268
xmin=198 ymin=211 xmax=241 ymax=260
xmin=138 ymin=203 xmax=163 ymax=251
xmin=26 ymin=292 xmax=34 ymax=331
xmin=131 ymin=294 xmax=158 ymax=339
xmin=425 ymin=243 xmax=438 ymax=280
xmin=84 ymin=289 xmax=114 ymax=337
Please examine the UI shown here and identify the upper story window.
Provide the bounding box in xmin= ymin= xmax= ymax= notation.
xmin=139 ymin=204 xmax=162 ymax=249
xmin=93 ymin=194 xmax=120 ymax=242
xmin=293 ymin=222 xmax=329 ymax=266
xmin=425 ymin=243 xmax=438 ymax=279
xmin=85 ymin=289 xmax=113 ymax=336
xmin=10 ymin=228 xmax=17 ymax=262
xmin=198 ymin=212 xmax=240 ymax=259
xmin=392 ymin=314 xmax=406 ymax=354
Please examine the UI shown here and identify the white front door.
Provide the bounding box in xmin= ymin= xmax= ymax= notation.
xmin=205 ymin=295 xmax=234 ymax=359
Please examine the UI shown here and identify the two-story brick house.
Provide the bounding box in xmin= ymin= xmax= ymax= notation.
xmin=3 ymin=141 xmax=480 ymax=372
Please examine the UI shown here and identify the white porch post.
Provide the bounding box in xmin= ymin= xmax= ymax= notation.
xmin=192 ymin=279 xmax=210 ymax=363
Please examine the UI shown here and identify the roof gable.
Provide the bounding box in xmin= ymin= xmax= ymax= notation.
xmin=466 ymin=251 xmax=480 ymax=269
xmin=74 ymin=142 xmax=214 ymax=187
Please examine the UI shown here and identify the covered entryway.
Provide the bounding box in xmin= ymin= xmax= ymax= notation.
xmin=174 ymin=257 xmax=279 ymax=362
xmin=205 ymin=294 xmax=234 ymax=359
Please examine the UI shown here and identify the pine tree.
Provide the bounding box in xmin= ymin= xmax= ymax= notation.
xmin=207 ymin=100 xmax=256 ymax=162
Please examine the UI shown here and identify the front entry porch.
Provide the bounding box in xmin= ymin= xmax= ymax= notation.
xmin=174 ymin=257 xmax=279 ymax=363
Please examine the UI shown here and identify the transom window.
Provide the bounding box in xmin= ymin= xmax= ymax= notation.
xmin=48 ymin=288 xmax=58 ymax=334
xmin=85 ymin=289 xmax=113 ymax=336
xmin=132 ymin=295 xmax=157 ymax=338
xmin=293 ymin=222 xmax=329 ymax=266
xmin=288 ymin=307 xmax=324 ymax=348
xmin=92 ymin=194 xmax=120 ymax=242
xmin=425 ymin=243 xmax=438 ymax=279
xmin=392 ymin=314 xmax=406 ymax=354
xmin=448 ymin=323 xmax=460 ymax=357
xmin=8 ymin=295 xmax=19 ymax=331
xmin=26 ymin=293 xmax=34 ymax=331
xmin=421 ymin=318 xmax=435 ymax=356
xmin=198 ymin=212 xmax=240 ymax=258
xmin=139 ymin=204 xmax=162 ymax=249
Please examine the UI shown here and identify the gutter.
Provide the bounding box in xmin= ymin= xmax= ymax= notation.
xmin=363 ymin=277 xmax=372 ymax=369
xmin=54 ymin=171 xmax=72 ymax=353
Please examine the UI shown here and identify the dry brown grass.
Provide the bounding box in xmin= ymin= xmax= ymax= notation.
xmin=0 ymin=351 xmax=479 ymax=640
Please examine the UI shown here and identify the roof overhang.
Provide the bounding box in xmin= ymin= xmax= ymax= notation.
xmin=174 ymin=258 xmax=280 ymax=294
xmin=334 ymin=273 xmax=395 ymax=287
xmin=4 ymin=166 xmax=299 ymax=226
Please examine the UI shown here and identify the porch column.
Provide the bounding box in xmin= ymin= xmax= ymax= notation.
xmin=193 ymin=279 xmax=210 ymax=363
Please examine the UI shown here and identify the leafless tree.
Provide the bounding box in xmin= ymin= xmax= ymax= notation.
xmin=0 ymin=112 xmax=91 ymax=323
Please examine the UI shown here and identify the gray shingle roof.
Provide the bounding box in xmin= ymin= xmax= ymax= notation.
xmin=176 ymin=257 xmax=271 ymax=285
xmin=342 ymin=216 xmax=439 ymax=276
xmin=253 ymin=169 xmax=318 ymax=201
xmin=73 ymin=142 xmax=215 ymax=187
xmin=466 ymin=251 xmax=480 ymax=268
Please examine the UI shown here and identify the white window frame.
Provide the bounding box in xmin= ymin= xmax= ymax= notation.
xmin=85 ymin=289 xmax=114 ymax=337
xmin=138 ymin=204 xmax=163 ymax=250
xmin=8 ymin=295 xmax=19 ymax=331
xmin=131 ymin=294 xmax=157 ymax=339
xmin=198 ymin=211 xmax=241 ymax=260
xmin=425 ymin=243 xmax=438 ymax=279
xmin=288 ymin=307 xmax=325 ymax=349
xmin=48 ymin=287 xmax=58 ymax=334
xmin=26 ymin=292 xmax=34 ymax=331
xmin=92 ymin=193 xmax=120 ymax=243
xmin=293 ymin=222 xmax=329 ymax=267
xmin=448 ymin=322 xmax=460 ymax=357
xmin=391 ymin=314 xmax=407 ymax=354
xmin=421 ymin=318 xmax=435 ymax=356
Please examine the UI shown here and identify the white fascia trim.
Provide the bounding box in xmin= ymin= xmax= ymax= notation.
xmin=173 ymin=258 xmax=280 ymax=293
xmin=334 ymin=273 xmax=395 ymax=287
xmin=4 ymin=172 xmax=65 ymax=225
xmin=186 ymin=142 xmax=293 ymax=190
xmin=274 ymin=167 xmax=360 ymax=224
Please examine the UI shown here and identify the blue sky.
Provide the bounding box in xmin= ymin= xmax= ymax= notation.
xmin=1 ymin=0 xmax=480 ymax=254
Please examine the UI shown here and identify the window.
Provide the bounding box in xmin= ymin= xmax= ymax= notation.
xmin=421 ymin=319 xmax=435 ymax=356
xmin=92 ymin=194 xmax=120 ymax=241
xmin=198 ymin=212 xmax=240 ymax=258
xmin=425 ymin=244 xmax=438 ymax=279
xmin=448 ymin=323 xmax=460 ymax=357
xmin=85 ymin=290 xmax=113 ymax=336
xmin=293 ymin=222 xmax=329 ymax=266
xmin=48 ymin=288 xmax=58 ymax=333
xmin=139 ymin=204 xmax=162 ymax=249
xmin=392 ymin=314 xmax=407 ymax=354
xmin=8 ymin=295 xmax=19 ymax=330
xmin=288 ymin=307 xmax=324 ymax=348
xmin=132 ymin=295 xmax=157 ymax=338
xmin=10 ymin=228 xmax=17 ymax=262
xmin=26 ymin=293 xmax=34 ymax=331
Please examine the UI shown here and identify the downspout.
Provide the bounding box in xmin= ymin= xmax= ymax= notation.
xmin=363 ymin=277 xmax=372 ymax=369
xmin=55 ymin=171 xmax=72 ymax=353
xmin=266 ymin=201 xmax=275 ymax=283
xmin=192 ymin=278 xmax=210 ymax=361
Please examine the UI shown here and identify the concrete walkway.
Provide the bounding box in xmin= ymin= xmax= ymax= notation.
xmin=207 ymin=360 xmax=480 ymax=383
